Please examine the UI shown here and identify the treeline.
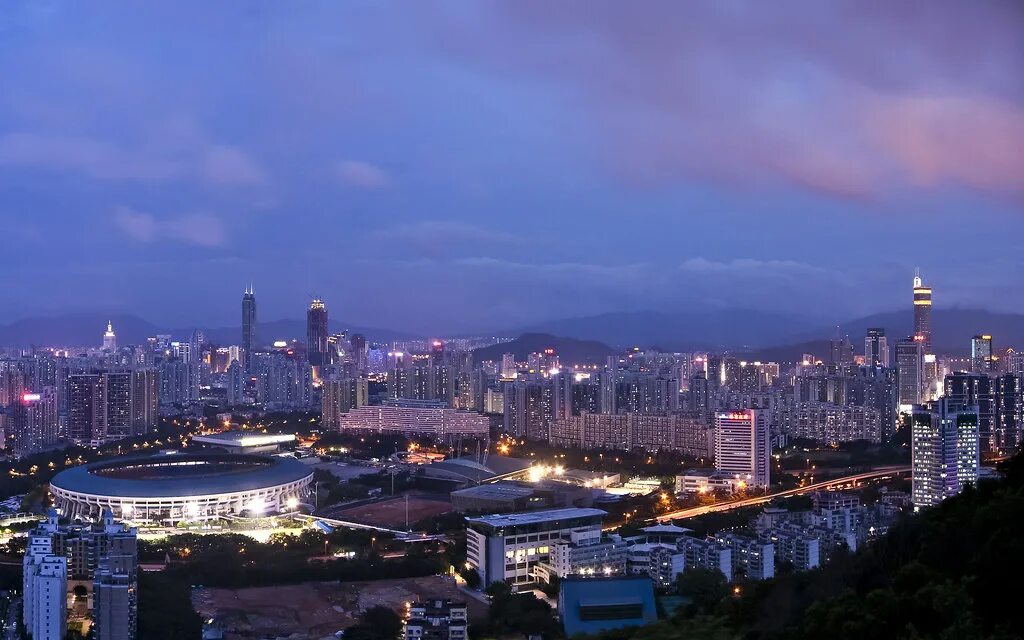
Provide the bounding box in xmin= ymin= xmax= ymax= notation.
xmin=582 ymin=453 xmax=1024 ymax=640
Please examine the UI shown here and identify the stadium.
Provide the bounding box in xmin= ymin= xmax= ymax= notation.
xmin=49 ymin=451 xmax=314 ymax=524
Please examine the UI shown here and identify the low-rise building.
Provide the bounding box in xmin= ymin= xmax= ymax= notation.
xmin=404 ymin=599 xmax=468 ymax=640
xmin=465 ymin=507 xmax=607 ymax=590
xmin=559 ymin=576 xmax=657 ymax=638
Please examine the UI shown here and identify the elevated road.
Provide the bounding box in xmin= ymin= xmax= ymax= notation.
xmin=655 ymin=465 xmax=911 ymax=523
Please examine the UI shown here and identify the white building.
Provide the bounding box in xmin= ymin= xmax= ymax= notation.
xmin=911 ymin=399 xmax=979 ymax=509
xmin=714 ymin=410 xmax=770 ymax=488
xmin=465 ymin=508 xmax=607 ymax=590
xmin=24 ymin=525 xmax=67 ymax=640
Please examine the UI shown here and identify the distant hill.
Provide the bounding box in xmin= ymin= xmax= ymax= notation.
xmin=508 ymin=310 xmax=827 ymax=351
xmin=797 ymin=307 xmax=1024 ymax=355
xmin=0 ymin=313 xmax=418 ymax=347
xmin=472 ymin=332 xmax=618 ymax=365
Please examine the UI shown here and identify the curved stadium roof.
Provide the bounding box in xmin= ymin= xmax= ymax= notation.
xmin=50 ymin=451 xmax=313 ymax=498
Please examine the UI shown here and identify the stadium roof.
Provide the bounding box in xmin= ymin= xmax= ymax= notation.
xmin=192 ymin=431 xmax=295 ymax=446
xmin=466 ymin=507 xmax=606 ymax=528
xmin=50 ymin=452 xmax=313 ymax=499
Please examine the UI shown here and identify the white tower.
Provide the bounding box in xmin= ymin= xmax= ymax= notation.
xmin=102 ymin=321 xmax=117 ymax=351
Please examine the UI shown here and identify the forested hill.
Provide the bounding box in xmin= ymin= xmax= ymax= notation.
xmin=588 ymin=455 xmax=1024 ymax=640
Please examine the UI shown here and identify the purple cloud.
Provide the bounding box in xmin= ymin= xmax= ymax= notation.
xmin=114 ymin=207 xmax=225 ymax=248
xmin=337 ymin=160 xmax=390 ymax=189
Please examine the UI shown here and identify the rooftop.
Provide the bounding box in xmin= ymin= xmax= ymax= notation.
xmin=192 ymin=431 xmax=295 ymax=446
xmin=466 ymin=507 xmax=606 ymax=528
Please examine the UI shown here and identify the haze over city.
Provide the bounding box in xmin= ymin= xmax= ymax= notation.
xmin=2 ymin=4 xmax=1024 ymax=640
xmin=2 ymin=2 xmax=1023 ymax=333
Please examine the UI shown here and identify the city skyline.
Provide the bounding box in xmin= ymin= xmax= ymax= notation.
xmin=1 ymin=2 xmax=1022 ymax=332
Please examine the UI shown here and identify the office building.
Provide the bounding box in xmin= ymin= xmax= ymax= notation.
xmin=913 ymin=269 xmax=933 ymax=353
xmin=465 ymin=508 xmax=607 ymax=589
xmin=307 ymin=298 xmax=329 ymax=369
xmin=864 ymin=328 xmax=888 ymax=367
xmin=714 ymin=410 xmax=770 ymax=488
xmin=896 ymin=336 xmax=925 ymax=408
xmin=911 ymin=399 xmax=979 ymax=509
xmin=404 ymin=600 xmax=468 ymax=640
xmin=102 ymin=321 xmax=117 ymax=352
xmin=242 ymin=285 xmax=257 ymax=371
xmin=971 ymin=335 xmax=994 ymax=374
xmin=944 ymin=372 xmax=995 ymax=455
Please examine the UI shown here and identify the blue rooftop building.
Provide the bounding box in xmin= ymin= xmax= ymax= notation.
xmin=558 ymin=575 xmax=657 ymax=637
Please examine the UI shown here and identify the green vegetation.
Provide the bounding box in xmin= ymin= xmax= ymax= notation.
xmin=342 ymin=606 xmax=404 ymax=640
xmin=474 ymin=582 xmax=562 ymax=639
xmin=582 ymin=454 xmax=1024 ymax=639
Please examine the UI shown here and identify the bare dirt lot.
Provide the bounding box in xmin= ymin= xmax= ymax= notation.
xmin=193 ymin=575 xmax=485 ymax=640
xmin=329 ymin=495 xmax=452 ymax=528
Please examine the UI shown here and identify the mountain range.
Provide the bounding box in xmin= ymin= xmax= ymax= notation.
xmin=1 ymin=308 xmax=1021 ymax=357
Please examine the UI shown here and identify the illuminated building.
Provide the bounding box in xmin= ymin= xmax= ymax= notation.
xmin=714 ymin=410 xmax=770 ymax=488
xmin=971 ymin=334 xmax=994 ymax=374
xmin=912 ymin=268 xmax=933 ymax=353
xmin=334 ymin=403 xmax=489 ymax=438
xmin=50 ymin=452 xmax=313 ymax=521
xmin=321 ymin=375 xmax=369 ymax=429
xmin=306 ymin=298 xmax=329 ymax=369
xmin=102 ymin=321 xmax=117 ymax=352
xmin=864 ymin=328 xmax=888 ymax=367
xmin=241 ymin=285 xmax=257 ymax=372
xmin=465 ymin=508 xmax=607 ymax=589
xmin=911 ymin=398 xmax=979 ymax=509
xmin=895 ymin=336 xmax=925 ymax=408
xmin=11 ymin=387 xmax=59 ymax=457
xmin=548 ymin=412 xmax=710 ymax=457
xmin=404 ymin=600 xmax=468 ymax=640
xmin=944 ymin=372 xmax=995 ymax=455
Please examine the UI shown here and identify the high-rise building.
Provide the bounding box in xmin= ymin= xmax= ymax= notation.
xmin=912 ymin=269 xmax=933 ymax=353
xmin=102 ymin=321 xmax=117 ymax=352
xmin=12 ymin=387 xmax=59 ymax=456
xmin=24 ymin=510 xmax=137 ymax=640
xmin=895 ymin=336 xmax=925 ymax=408
xmin=945 ymin=371 xmax=996 ymax=455
xmin=864 ymin=328 xmax=888 ymax=367
xmin=971 ymin=334 xmax=994 ymax=374
xmin=307 ymin=298 xmax=329 ymax=369
xmin=349 ymin=334 xmax=367 ymax=374
xmin=993 ymin=374 xmax=1022 ymax=454
xmin=242 ymin=285 xmax=257 ymax=372
xmin=829 ymin=337 xmax=855 ymax=366
xmin=714 ymin=410 xmax=770 ymax=488
xmin=911 ymin=398 xmax=979 ymax=509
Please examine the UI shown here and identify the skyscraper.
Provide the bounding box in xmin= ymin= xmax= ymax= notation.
xmin=911 ymin=398 xmax=979 ymax=509
xmin=912 ymin=269 xmax=933 ymax=353
xmin=971 ymin=334 xmax=994 ymax=373
xmin=102 ymin=321 xmax=117 ymax=352
xmin=864 ymin=328 xmax=888 ymax=367
xmin=714 ymin=410 xmax=770 ymax=488
xmin=307 ymin=298 xmax=329 ymax=369
xmin=895 ymin=336 xmax=925 ymax=408
xmin=242 ymin=285 xmax=257 ymax=372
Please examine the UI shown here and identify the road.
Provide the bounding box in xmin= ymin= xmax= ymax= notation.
xmin=655 ymin=465 xmax=911 ymax=523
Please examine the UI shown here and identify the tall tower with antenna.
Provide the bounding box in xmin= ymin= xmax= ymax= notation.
xmin=242 ymin=285 xmax=257 ymax=372
xmin=913 ymin=268 xmax=933 ymax=353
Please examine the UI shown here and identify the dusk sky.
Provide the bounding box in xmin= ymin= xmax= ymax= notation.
xmin=1 ymin=1 xmax=1022 ymax=334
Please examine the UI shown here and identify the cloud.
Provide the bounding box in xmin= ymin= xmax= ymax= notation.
xmin=427 ymin=1 xmax=1024 ymax=200
xmin=200 ymin=145 xmax=266 ymax=186
xmin=0 ymin=131 xmax=264 ymax=187
xmin=114 ymin=207 xmax=225 ymax=248
xmin=337 ymin=160 xmax=390 ymax=189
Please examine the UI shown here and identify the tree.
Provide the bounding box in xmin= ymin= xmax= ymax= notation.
xmin=344 ymin=606 xmax=403 ymax=640
xmin=675 ymin=568 xmax=729 ymax=617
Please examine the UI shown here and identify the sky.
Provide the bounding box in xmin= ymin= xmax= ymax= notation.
xmin=0 ymin=1 xmax=1022 ymax=334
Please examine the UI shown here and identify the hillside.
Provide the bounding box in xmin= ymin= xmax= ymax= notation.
xmin=472 ymin=333 xmax=618 ymax=366
xmin=587 ymin=455 xmax=1024 ymax=640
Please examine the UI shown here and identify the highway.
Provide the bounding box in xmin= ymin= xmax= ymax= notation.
xmin=655 ymin=465 xmax=911 ymax=523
